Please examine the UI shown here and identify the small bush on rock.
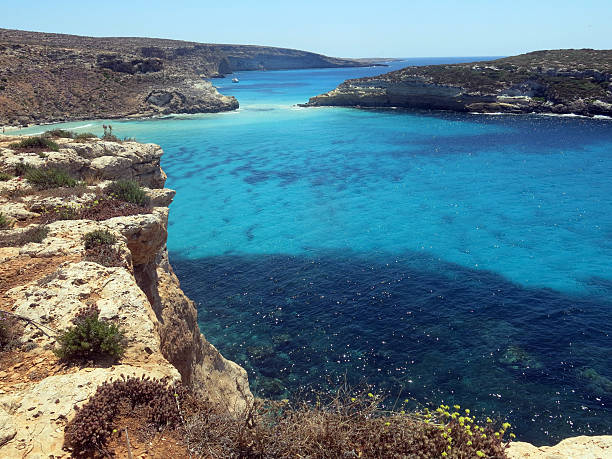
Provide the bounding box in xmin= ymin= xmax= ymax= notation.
xmin=0 ymin=311 xmax=23 ymax=350
xmin=54 ymin=305 xmax=125 ymax=361
xmin=83 ymin=229 xmax=116 ymax=249
xmin=9 ymin=136 xmax=60 ymax=152
xmin=0 ymin=212 xmax=14 ymax=229
xmin=74 ymin=132 xmax=98 ymax=140
xmin=24 ymin=166 xmax=77 ymax=189
xmin=18 ymin=224 xmax=48 ymax=245
xmin=105 ymin=179 xmax=149 ymax=206
xmin=82 ymin=229 xmax=124 ymax=267
xmin=43 ymin=129 xmax=74 ymax=138
xmin=64 ymin=375 xmax=181 ymax=454
xmin=0 ymin=224 xmax=49 ymax=248
xmin=14 ymin=162 xmax=33 ymax=177
xmin=0 ymin=172 xmax=12 ymax=181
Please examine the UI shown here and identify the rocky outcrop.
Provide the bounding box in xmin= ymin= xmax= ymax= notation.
xmin=1 ymin=138 xmax=167 ymax=188
xmin=507 ymin=435 xmax=612 ymax=458
xmin=0 ymin=28 xmax=374 ymax=126
xmin=307 ymin=49 xmax=612 ymax=117
xmin=0 ymin=136 xmax=252 ymax=457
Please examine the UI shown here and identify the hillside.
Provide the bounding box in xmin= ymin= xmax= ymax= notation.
xmin=0 ymin=28 xmax=372 ymax=126
xmin=307 ymin=49 xmax=612 ymax=117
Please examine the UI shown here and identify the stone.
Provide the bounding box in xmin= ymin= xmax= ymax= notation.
xmin=507 ymin=435 xmax=612 ymax=459
xmin=0 ymin=407 xmax=17 ymax=447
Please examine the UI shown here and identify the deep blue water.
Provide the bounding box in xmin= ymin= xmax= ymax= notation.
xmin=11 ymin=57 xmax=612 ymax=444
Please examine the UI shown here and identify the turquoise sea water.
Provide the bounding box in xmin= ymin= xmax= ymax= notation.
xmin=12 ymin=58 xmax=612 ymax=444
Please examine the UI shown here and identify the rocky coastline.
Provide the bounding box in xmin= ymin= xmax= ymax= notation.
xmin=0 ymin=134 xmax=611 ymax=457
xmin=0 ymin=135 xmax=251 ymax=457
xmin=0 ymin=28 xmax=377 ymax=127
xmin=306 ymin=49 xmax=612 ymax=117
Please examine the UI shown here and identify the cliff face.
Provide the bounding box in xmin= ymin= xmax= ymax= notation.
xmin=0 ymin=136 xmax=251 ymax=457
xmin=0 ymin=28 xmax=373 ymax=126
xmin=307 ymin=49 xmax=612 ymax=117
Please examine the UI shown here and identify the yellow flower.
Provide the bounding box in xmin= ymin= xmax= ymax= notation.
xmin=482 ymin=434 xmax=487 ymax=438
xmin=351 ymin=397 xmax=356 ymax=402
xmin=495 ymin=432 xmax=500 ymax=437
xmin=510 ymin=433 xmax=516 ymax=439
xmin=476 ymin=451 xmax=485 ymax=458
xmin=441 ymin=453 xmax=447 ymax=457
xmin=502 ymin=422 xmax=511 ymax=430
xmin=368 ymin=393 xmax=374 ymax=398
xmin=453 ymin=404 xmax=460 ymax=410
xmin=465 ymin=408 xmax=470 ymax=414
xmin=385 ymin=422 xmax=390 ymax=426
xmin=486 ymin=417 xmax=493 ymax=423
xmin=467 ymin=440 xmax=472 ymax=446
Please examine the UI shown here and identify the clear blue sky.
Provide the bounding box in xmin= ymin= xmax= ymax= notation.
xmin=1 ymin=0 xmax=609 ymax=57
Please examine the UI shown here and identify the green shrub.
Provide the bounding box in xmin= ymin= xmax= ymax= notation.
xmin=105 ymin=179 xmax=149 ymax=206
xmin=14 ymin=162 xmax=33 ymax=176
xmin=9 ymin=136 xmax=60 ymax=152
xmin=24 ymin=167 xmax=77 ymax=189
xmin=43 ymin=129 xmax=74 ymax=139
xmin=19 ymin=224 xmax=49 ymax=244
xmin=0 ymin=212 xmax=13 ymax=229
xmin=74 ymin=132 xmax=98 ymax=140
xmin=54 ymin=305 xmax=125 ymax=361
xmin=101 ymin=133 xmax=120 ymax=142
xmin=0 ymin=311 xmax=22 ymax=350
xmin=83 ymin=229 xmax=116 ymax=249
xmin=0 ymin=172 xmax=12 ymax=181
xmin=0 ymin=224 xmax=49 ymax=248
xmin=101 ymin=124 xmax=120 ymax=142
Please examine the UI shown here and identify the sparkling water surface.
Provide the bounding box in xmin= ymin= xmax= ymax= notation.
xmin=13 ymin=58 xmax=612 ymax=444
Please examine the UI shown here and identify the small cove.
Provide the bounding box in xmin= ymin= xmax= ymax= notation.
xmin=13 ymin=58 xmax=612 ymax=444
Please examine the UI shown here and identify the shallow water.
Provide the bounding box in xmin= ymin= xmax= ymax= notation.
xmin=12 ymin=57 xmax=612 ymax=444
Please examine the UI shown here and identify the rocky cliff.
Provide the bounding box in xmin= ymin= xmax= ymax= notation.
xmin=0 ymin=136 xmax=251 ymax=457
xmin=307 ymin=49 xmax=612 ymax=117
xmin=0 ymin=28 xmax=374 ymax=127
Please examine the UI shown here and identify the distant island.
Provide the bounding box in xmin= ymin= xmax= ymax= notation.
xmin=306 ymin=49 xmax=612 ymax=117
xmin=0 ymin=28 xmax=377 ymax=127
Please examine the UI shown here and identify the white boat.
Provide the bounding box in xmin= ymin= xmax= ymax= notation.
xmin=232 ymin=77 xmax=239 ymax=83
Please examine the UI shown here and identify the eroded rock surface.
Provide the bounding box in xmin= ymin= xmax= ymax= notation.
xmin=0 ymin=137 xmax=252 ymax=458
xmin=507 ymin=435 xmax=612 ymax=459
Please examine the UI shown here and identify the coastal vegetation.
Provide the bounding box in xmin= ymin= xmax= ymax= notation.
xmin=0 ymin=311 xmax=22 ymax=350
xmin=105 ymin=179 xmax=150 ymax=206
xmin=9 ymin=136 xmax=59 ymax=152
xmin=22 ymin=166 xmax=78 ymax=189
xmin=64 ymin=381 xmax=512 ymax=457
xmin=0 ymin=211 xmax=13 ymax=229
xmin=54 ymin=305 xmax=126 ymax=361
xmin=82 ymin=229 xmax=125 ymax=267
xmin=83 ymin=229 xmax=117 ymax=249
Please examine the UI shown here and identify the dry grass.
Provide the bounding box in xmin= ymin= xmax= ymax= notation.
xmin=64 ymin=379 xmax=513 ymax=458
xmin=180 ymin=389 xmax=511 ymax=458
